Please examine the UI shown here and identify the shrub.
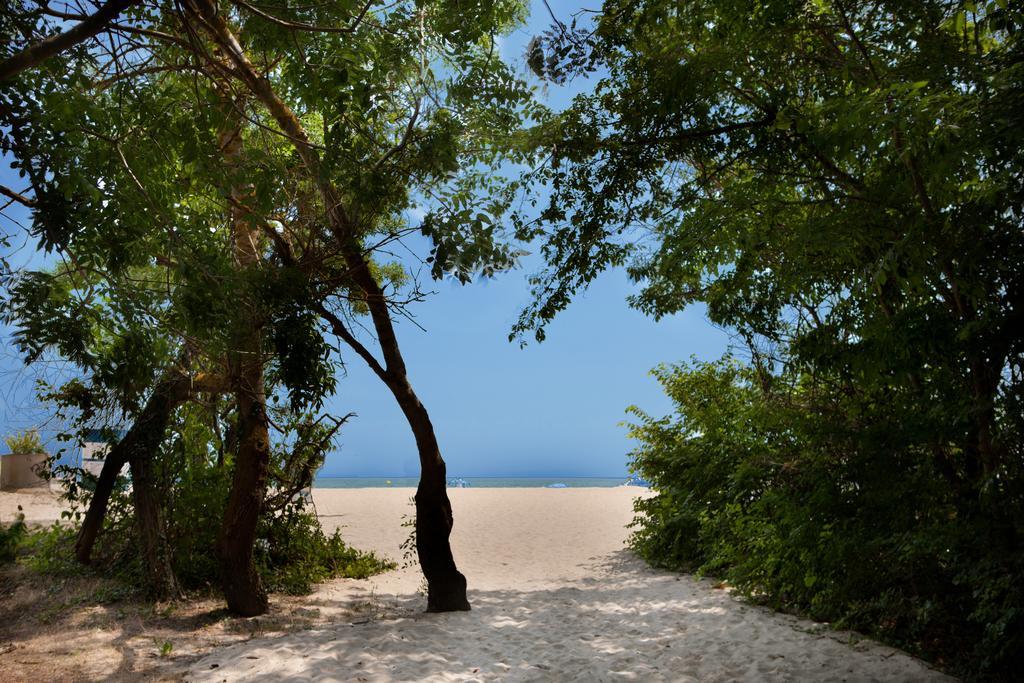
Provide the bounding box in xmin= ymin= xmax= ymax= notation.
xmin=64 ymin=403 xmax=395 ymax=597
xmin=628 ymin=358 xmax=1024 ymax=681
xmin=5 ymin=428 xmax=43 ymax=454
xmin=258 ymin=501 xmax=396 ymax=595
xmin=18 ymin=522 xmax=97 ymax=577
xmin=1 ymin=511 xmax=28 ymax=563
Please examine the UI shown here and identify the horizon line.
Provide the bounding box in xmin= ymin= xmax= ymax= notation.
xmin=316 ymin=474 xmax=632 ymax=479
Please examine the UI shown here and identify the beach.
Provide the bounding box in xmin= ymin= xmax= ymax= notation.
xmin=0 ymin=486 xmax=951 ymax=681
xmin=199 ymin=487 xmax=949 ymax=682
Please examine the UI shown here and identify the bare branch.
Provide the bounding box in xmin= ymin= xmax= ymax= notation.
xmin=0 ymin=0 xmax=142 ymax=82
xmin=0 ymin=184 xmax=36 ymax=208
xmin=229 ymin=0 xmax=376 ymax=34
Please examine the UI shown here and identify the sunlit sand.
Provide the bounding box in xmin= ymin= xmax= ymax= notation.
xmin=178 ymin=487 xmax=951 ymax=682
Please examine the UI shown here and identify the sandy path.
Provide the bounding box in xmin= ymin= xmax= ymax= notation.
xmin=186 ymin=488 xmax=951 ymax=682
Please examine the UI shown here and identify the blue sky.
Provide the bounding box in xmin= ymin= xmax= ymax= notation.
xmin=0 ymin=2 xmax=732 ymax=477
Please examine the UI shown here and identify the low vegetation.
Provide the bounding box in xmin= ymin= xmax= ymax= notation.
xmin=4 ymin=429 xmax=43 ymax=454
xmin=49 ymin=405 xmax=394 ymax=597
xmin=628 ymin=358 xmax=1023 ymax=680
xmin=0 ymin=511 xmax=27 ymax=563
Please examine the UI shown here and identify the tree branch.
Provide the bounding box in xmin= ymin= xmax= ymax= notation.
xmin=0 ymin=0 xmax=142 ymax=82
xmin=619 ymin=111 xmax=777 ymax=148
xmin=229 ymin=0 xmax=376 ymax=34
xmin=0 ymin=184 xmax=36 ymax=207
xmin=316 ymin=303 xmax=390 ymax=383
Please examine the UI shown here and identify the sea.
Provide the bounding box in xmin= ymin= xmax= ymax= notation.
xmin=315 ymin=476 xmax=631 ymax=488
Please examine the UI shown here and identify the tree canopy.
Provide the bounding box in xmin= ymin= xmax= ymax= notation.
xmin=1 ymin=0 xmax=541 ymax=614
xmin=1 ymin=1 xmax=1022 ymax=677
xmin=516 ymin=1 xmax=1023 ymax=677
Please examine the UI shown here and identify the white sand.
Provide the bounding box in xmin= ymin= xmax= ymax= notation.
xmin=185 ymin=488 xmax=951 ymax=682
xmin=0 ymin=486 xmax=67 ymax=526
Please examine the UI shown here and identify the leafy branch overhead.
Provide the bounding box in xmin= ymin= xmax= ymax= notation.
xmin=0 ymin=0 xmax=541 ymax=615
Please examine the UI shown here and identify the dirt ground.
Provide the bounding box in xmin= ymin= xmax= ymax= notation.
xmin=0 ymin=489 xmax=382 ymax=682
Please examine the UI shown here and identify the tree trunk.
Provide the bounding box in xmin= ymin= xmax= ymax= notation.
xmin=392 ymin=380 xmax=469 ymax=611
xmin=216 ymin=106 xmax=272 ymax=617
xmin=75 ymin=446 xmax=127 ymax=565
xmin=128 ymin=444 xmax=182 ymax=599
xmin=75 ymin=373 xmax=187 ymax=568
xmin=340 ymin=248 xmax=470 ymax=611
xmin=191 ymin=3 xmax=469 ymax=611
xmin=317 ymin=299 xmax=470 ymax=611
xmin=217 ymin=376 xmax=271 ymax=616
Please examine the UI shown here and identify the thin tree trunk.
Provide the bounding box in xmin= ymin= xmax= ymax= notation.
xmin=75 ymin=372 xmax=187 ymax=566
xmin=217 ymin=104 xmax=272 ymax=617
xmin=340 ymin=247 xmax=470 ymax=611
xmin=191 ymin=2 xmax=469 ymax=610
xmin=76 ymin=447 xmax=127 ymax=565
xmin=391 ymin=378 xmax=469 ymax=611
xmin=317 ymin=303 xmax=470 ymax=611
xmin=128 ymin=443 xmax=182 ymax=599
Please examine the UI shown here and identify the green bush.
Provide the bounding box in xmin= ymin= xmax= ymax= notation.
xmin=628 ymin=358 xmax=1024 ymax=681
xmin=159 ymin=453 xmax=393 ymax=594
xmin=66 ymin=403 xmax=394 ymax=597
xmin=1 ymin=511 xmax=28 ymax=563
xmin=258 ymin=502 xmax=396 ymax=595
xmin=5 ymin=428 xmax=43 ymax=454
xmin=18 ymin=522 xmax=99 ymax=577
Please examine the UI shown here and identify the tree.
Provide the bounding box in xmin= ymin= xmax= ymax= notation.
xmin=515 ymin=1 xmax=1024 ymax=675
xmin=180 ymin=0 xmax=537 ymax=611
xmin=520 ymin=0 xmax=1023 ymax=492
xmin=2 ymin=0 xmax=539 ymax=613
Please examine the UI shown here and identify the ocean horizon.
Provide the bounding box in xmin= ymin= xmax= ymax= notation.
xmin=314 ymin=476 xmax=634 ymax=488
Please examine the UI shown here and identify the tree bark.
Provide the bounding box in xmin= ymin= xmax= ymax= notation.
xmin=216 ymin=104 xmax=272 ymax=617
xmin=127 ymin=441 xmax=182 ymax=600
xmin=188 ymin=2 xmax=470 ymax=611
xmin=317 ymin=302 xmax=470 ymax=611
xmin=0 ymin=0 xmax=141 ymax=82
xmin=75 ymin=372 xmax=187 ymax=565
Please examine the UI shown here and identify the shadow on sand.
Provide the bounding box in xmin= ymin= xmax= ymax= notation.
xmin=186 ymin=551 xmax=951 ymax=683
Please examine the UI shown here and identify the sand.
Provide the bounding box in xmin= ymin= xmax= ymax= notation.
xmin=0 ymin=486 xmax=953 ymax=681
xmin=0 ymin=486 xmax=69 ymax=526
xmin=178 ymin=487 xmax=951 ymax=682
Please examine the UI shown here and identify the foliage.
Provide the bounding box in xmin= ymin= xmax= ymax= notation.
xmin=628 ymin=358 xmax=1024 ymax=680
xmin=5 ymin=428 xmax=43 ymax=454
xmin=2 ymin=0 xmax=542 ymax=422
xmin=0 ymin=510 xmax=27 ymax=563
xmin=18 ymin=522 xmax=99 ymax=578
xmin=12 ymin=396 xmax=391 ymax=598
xmin=521 ymin=0 xmax=1024 ymax=387
xmin=78 ymin=402 xmax=395 ymax=596
xmin=399 ymin=497 xmax=419 ymax=570
xmin=11 ymin=471 xmax=394 ymax=601
xmin=517 ymin=2 xmax=1024 ymax=678
xmin=398 ymin=498 xmax=428 ymax=595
